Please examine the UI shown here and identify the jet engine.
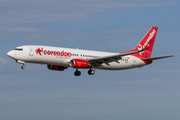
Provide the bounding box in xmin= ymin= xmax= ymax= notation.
xmin=70 ymin=59 xmax=90 ymax=68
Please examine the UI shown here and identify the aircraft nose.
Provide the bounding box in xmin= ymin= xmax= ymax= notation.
xmin=7 ymin=51 xmax=14 ymax=58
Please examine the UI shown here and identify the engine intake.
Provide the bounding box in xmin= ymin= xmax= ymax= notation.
xmin=70 ymin=59 xmax=90 ymax=68
xmin=47 ymin=65 xmax=65 ymax=71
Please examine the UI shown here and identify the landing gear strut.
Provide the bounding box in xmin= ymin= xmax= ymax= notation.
xmin=88 ymin=69 xmax=95 ymax=75
xmin=16 ymin=60 xmax=26 ymax=69
xmin=74 ymin=69 xmax=81 ymax=76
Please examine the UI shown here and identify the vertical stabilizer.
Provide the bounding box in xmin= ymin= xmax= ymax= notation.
xmin=121 ymin=26 xmax=158 ymax=65
xmin=133 ymin=26 xmax=158 ymax=58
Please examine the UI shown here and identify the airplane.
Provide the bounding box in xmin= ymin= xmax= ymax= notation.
xmin=7 ymin=26 xmax=173 ymax=76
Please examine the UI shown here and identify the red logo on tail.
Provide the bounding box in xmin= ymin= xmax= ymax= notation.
xmin=137 ymin=29 xmax=156 ymax=56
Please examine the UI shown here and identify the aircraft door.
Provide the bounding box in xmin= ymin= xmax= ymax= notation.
xmin=29 ymin=46 xmax=34 ymax=56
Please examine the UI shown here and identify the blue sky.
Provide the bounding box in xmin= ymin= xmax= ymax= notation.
xmin=1 ymin=0 xmax=180 ymax=120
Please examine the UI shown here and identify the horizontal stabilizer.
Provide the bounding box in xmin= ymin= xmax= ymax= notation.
xmin=143 ymin=55 xmax=174 ymax=61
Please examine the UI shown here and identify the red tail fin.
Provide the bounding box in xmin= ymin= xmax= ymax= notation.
xmin=134 ymin=26 xmax=158 ymax=58
xmin=122 ymin=27 xmax=158 ymax=58
xmin=121 ymin=27 xmax=158 ymax=64
xmin=133 ymin=27 xmax=158 ymax=58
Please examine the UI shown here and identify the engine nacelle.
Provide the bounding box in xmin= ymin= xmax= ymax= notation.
xmin=47 ymin=65 xmax=65 ymax=71
xmin=70 ymin=59 xmax=90 ymax=68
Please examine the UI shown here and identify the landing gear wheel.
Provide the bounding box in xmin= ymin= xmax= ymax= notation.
xmin=21 ymin=66 xmax=26 ymax=69
xmin=88 ymin=69 xmax=95 ymax=75
xmin=74 ymin=71 xmax=81 ymax=76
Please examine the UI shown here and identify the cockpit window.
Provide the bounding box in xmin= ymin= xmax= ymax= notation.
xmin=14 ymin=48 xmax=23 ymax=51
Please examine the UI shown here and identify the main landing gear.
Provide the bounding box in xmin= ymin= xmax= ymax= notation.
xmin=74 ymin=69 xmax=81 ymax=76
xmin=74 ymin=69 xmax=95 ymax=76
xmin=88 ymin=69 xmax=95 ymax=75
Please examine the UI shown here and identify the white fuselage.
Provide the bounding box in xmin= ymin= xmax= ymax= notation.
xmin=7 ymin=45 xmax=146 ymax=70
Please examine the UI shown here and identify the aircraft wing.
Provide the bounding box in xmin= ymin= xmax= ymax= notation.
xmin=87 ymin=49 xmax=144 ymax=67
xmin=143 ymin=55 xmax=174 ymax=61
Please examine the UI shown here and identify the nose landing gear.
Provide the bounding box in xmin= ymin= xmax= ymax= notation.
xmin=16 ymin=60 xmax=26 ymax=69
xmin=21 ymin=65 xmax=26 ymax=69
